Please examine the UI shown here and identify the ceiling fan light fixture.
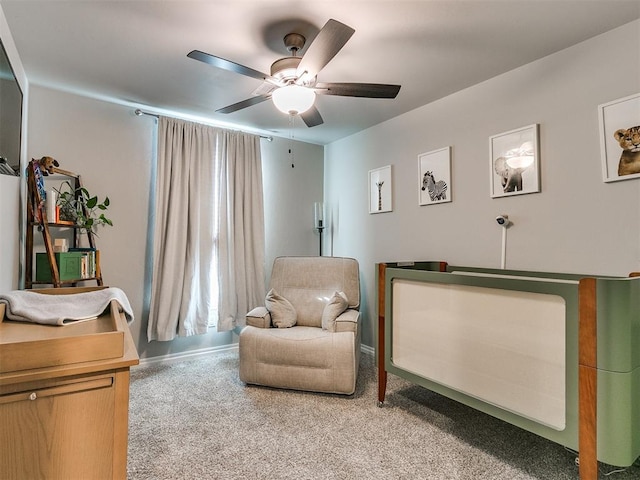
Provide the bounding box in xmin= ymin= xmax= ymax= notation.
xmin=272 ymin=85 xmax=315 ymax=115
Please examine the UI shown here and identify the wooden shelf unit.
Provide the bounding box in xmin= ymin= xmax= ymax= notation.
xmin=25 ymin=160 xmax=103 ymax=288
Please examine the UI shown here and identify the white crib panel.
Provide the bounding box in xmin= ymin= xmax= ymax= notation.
xmin=391 ymin=279 xmax=566 ymax=430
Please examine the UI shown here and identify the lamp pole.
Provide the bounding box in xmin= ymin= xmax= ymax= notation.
xmin=317 ymin=220 xmax=324 ymax=256
xmin=314 ymin=202 xmax=324 ymax=257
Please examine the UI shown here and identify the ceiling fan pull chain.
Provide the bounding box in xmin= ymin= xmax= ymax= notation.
xmin=289 ymin=113 xmax=295 ymax=168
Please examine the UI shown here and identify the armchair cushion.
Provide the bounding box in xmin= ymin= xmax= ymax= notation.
xmin=270 ymin=257 xmax=360 ymax=327
xmin=321 ymin=291 xmax=349 ymax=332
xmin=265 ymin=289 xmax=297 ymax=328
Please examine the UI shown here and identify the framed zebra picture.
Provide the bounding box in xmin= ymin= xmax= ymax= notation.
xmin=369 ymin=165 xmax=392 ymax=214
xmin=418 ymin=147 xmax=451 ymax=206
xmin=490 ymin=124 xmax=540 ymax=198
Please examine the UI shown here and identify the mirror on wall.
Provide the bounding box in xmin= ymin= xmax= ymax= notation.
xmin=0 ymin=38 xmax=22 ymax=176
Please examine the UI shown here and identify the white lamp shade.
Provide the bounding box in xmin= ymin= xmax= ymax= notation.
xmin=314 ymin=202 xmax=324 ymax=228
xmin=272 ymin=85 xmax=315 ymax=115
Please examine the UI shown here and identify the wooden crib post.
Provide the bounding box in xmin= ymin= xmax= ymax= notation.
xmin=578 ymin=277 xmax=598 ymax=480
xmin=377 ymin=262 xmax=387 ymax=406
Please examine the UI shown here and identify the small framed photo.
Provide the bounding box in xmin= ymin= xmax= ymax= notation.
xmin=598 ymin=93 xmax=640 ymax=183
xmin=490 ymin=124 xmax=540 ymax=198
xmin=369 ymin=165 xmax=392 ymax=214
xmin=418 ymin=147 xmax=451 ymax=206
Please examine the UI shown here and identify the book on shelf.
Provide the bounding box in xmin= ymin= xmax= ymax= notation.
xmin=68 ymin=248 xmax=97 ymax=278
xmin=46 ymin=189 xmax=58 ymax=223
xmin=30 ymin=161 xmax=46 ymax=223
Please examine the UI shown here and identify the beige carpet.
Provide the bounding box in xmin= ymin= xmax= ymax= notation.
xmin=127 ymin=352 xmax=640 ymax=480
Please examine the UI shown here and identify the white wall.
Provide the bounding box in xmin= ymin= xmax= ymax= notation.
xmin=324 ymin=20 xmax=640 ymax=348
xmin=0 ymin=174 xmax=20 ymax=291
xmin=26 ymin=85 xmax=323 ymax=359
xmin=263 ymin=135 xmax=324 ymax=280
xmin=0 ymin=4 xmax=27 ymax=293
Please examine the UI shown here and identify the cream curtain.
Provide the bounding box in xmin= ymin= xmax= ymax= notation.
xmin=147 ymin=117 xmax=265 ymax=341
xmin=216 ymin=131 xmax=266 ymax=331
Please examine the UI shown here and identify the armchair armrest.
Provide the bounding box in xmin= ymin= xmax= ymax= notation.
xmin=334 ymin=309 xmax=359 ymax=334
xmin=246 ymin=306 xmax=272 ymax=328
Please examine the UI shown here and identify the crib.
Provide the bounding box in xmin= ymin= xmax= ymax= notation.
xmin=376 ymin=262 xmax=640 ymax=480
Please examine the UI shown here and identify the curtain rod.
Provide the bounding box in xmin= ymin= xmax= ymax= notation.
xmin=134 ymin=109 xmax=273 ymax=141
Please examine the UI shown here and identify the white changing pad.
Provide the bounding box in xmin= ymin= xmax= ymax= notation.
xmin=0 ymin=287 xmax=134 ymax=326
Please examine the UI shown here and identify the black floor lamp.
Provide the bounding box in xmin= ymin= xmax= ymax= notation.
xmin=314 ymin=202 xmax=325 ymax=256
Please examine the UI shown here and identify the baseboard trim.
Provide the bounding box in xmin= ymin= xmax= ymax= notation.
xmin=361 ymin=344 xmax=375 ymax=356
xmin=137 ymin=342 xmax=373 ymax=368
xmin=137 ymin=344 xmax=239 ymax=368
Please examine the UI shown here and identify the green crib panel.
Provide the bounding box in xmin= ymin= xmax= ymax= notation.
xmin=596 ymin=278 xmax=640 ymax=373
xmin=597 ymin=367 xmax=640 ymax=466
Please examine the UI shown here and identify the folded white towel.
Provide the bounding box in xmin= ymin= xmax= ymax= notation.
xmin=0 ymin=287 xmax=134 ymax=326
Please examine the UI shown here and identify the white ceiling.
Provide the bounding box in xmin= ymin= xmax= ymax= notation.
xmin=2 ymin=1 xmax=639 ymax=145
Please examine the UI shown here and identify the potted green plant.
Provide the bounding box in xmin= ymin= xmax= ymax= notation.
xmin=55 ymin=180 xmax=113 ymax=235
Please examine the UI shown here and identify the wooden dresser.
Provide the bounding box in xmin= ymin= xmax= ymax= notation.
xmin=0 ymin=293 xmax=139 ymax=480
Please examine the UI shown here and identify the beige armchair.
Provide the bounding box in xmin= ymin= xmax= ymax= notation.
xmin=239 ymin=256 xmax=361 ymax=395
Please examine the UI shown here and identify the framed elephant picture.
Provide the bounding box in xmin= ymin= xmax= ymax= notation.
xmin=490 ymin=124 xmax=540 ymax=198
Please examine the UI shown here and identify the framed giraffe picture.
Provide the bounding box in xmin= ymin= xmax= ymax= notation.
xmin=368 ymin=165 xmax=392 ymax=214
xmin=418 ymin=147 xmax=452 ymax=206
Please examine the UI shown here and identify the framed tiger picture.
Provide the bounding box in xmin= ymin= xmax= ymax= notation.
xmin=598 ymin=93 xmax=640 ymax=183
xmin=418 ymin=147 xmax=452 ymax=206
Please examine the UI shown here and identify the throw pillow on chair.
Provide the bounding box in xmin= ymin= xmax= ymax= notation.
xmin=321 ymin=291 xmax=348 ymax=332
xmin=265 ymin=288 xmax=297 ymax=328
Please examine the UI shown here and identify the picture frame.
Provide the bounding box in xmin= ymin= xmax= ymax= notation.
xmin=369 ymin=165 xmax=392 ymax=214
xmin=598 ymin=93 xmax=640 ymax=183
xmin=490 ymin=124 xmax=540 ymax=198
xmin=418 ymin=147 xmax=451 ymax=206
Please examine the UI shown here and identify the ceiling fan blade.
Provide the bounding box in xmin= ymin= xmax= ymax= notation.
xmin=296 ymin=19 xmax=355 ymax=80
xmin=188 ymin=50 xmax=276 ymax=83
xmin=216 ymin=95 xmax=271 ymax=114
xmin=300 ymin=105 xmax=324 ymax=128
xmin=315 ymin=82 xmax=401 ymax=98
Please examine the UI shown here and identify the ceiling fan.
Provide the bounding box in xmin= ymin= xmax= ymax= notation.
xmin=187 ymin=18 xmax=401 ymax=128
